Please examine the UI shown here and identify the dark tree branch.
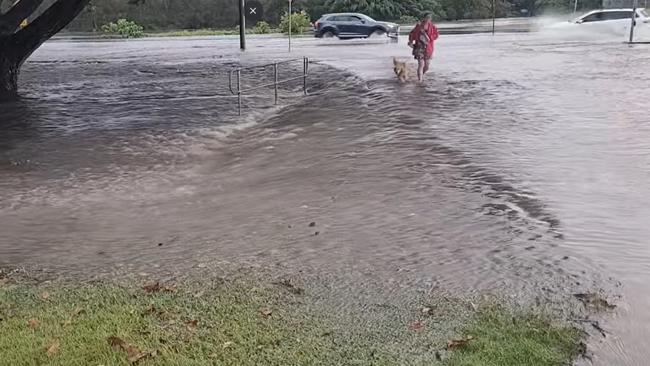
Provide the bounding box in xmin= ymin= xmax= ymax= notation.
xmin=10 ymin=0 xmax=89 ymax=65
xmin=0 ymin=0 xmax=45 ymax=35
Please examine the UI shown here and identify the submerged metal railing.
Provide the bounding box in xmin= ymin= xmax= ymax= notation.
xmin=228 ymin=57 xmax=309 ymax=115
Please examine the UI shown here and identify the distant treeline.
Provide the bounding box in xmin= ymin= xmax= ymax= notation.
xmin=5 ymin=0 xmax=604 ymax=32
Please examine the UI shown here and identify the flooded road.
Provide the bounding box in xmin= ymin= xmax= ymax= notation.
xmin=1 ymin=32 xmax=650 ymax=364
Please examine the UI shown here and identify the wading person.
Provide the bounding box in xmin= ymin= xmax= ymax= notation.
xmin=408 ymin=14 xmax=439 ymax=83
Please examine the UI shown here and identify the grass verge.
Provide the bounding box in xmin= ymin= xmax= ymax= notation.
xmin=0 ymin=279 xmax=584 ymax=365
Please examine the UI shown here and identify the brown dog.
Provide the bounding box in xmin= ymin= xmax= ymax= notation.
xmin=393 ymin=58 xmax=408 ymax=83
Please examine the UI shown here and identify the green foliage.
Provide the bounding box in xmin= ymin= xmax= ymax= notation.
xmin=279 ymin=11 xmax=311 ymax=34
xmin=101 ymin=18 xmax=144 ymax=38
xmin=398 ymin=15 xmax=418 ymax=24
xmin=65 ymin=0 xmax=602 ymax=32
xmin=253 ymin=20 xmax=272 ymax=34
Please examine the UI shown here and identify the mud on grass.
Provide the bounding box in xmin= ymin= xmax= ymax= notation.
xmin=0 ymin=279 xmax=583 ymax=366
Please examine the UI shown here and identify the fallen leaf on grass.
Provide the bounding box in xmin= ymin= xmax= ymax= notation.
xmin=108 ymin=336 xmax=157 ymax=364
xmin=63 ymin=308 xmax=86 ymax=326
xmin=126 ymin=346 xmax=157 ymax=363
xmin=142 ymin=282 xmax=176 ymax=293
xmin=28 ymin=318 xmax=40 ymax=329
xmin=185 ymin=319 xmax=198 ymax=330
xmin=45 ymin=341 xmax=60 ymax=356
xmin=40 ymin=292 xmax=50 ymax=301
xmin=143 ymin=305 xmax=157 ymax=315
xmin=446 ymin=335 xmax=474 ymax=350
xmin=408 ymin=321 xmax=424 ymax=332
xmin=108 ymin=336 xmax=127 ymax=350
xmin=260 ymin=308 xmax=273 ymax=318
xmin=142 ymin=282 xmax=162 ymax=293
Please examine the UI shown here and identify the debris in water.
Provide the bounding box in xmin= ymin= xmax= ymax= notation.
xmin=573 ymin=293 xmax=616 ymax=311
xmin=309 ymin=222 xmax=316 ymax=227
xmin=574 ymin=318 xmax=608 ymax=337
xmin=272 ymin=279 xmax=304 ymax=295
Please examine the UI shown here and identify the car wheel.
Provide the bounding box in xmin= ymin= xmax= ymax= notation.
xmin=370 ymin=28 xmax=386 ymax=37
xmin=322 ymin=30 xmax=335 ymax=38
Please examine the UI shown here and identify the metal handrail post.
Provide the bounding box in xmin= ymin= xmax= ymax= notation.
xmin=237 ymin=70 xmax=242 ymax=116
xmin=274 ymin=63 xmax=279 ymax=104
xmin=303 ymin=57 xmax=308 ymax=95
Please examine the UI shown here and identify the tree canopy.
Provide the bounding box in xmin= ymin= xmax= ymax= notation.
xmin=63 ymin=0 xmax=605 ymax=32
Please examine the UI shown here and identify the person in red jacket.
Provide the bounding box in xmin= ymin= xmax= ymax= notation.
xmin=408 ymin=13 xmax=439 ymax=83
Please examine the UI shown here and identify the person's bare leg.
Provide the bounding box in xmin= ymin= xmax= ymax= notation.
xmin=423 ymin=58 xmax=431 ymax=74
xmin=417 ymin=59 xmax=424 ymax=82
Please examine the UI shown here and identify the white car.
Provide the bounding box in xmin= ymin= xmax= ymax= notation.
xmin=571 ymin=8 xmax=649 ymax=32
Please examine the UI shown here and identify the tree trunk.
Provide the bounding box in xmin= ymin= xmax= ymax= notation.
xmin=0 ymin=0 xmax=90 ymax=102
xmin=0 ymin=50 xmax=18 ymax=101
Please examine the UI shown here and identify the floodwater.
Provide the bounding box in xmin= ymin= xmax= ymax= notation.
xmin=1 ymin=29 xmax=650 ymax=365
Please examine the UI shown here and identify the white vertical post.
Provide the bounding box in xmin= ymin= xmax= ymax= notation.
xmin=492 ymin=0 xmax=496 ymax=35
xmin=629 ymin=0 xmax=638 ymax=44
xmin=288 ymin=0 xmax=292 ymax=52
xmin=573 ymin=0 xmax=578 ymax=15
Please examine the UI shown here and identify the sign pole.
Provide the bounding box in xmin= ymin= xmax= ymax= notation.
xmin=573 ymin=0 xmax=578 ymax=15
xmin=239 ymin=0 xmax=246 ymax=50
xmin=288 ymin=0 xmax=292 ymax=52
xmin=629 ymin=0 xmax=638 ymax=44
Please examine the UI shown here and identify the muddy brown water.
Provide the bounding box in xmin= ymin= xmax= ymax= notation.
xmin=1 ymin=31 xmax=650 ymax=364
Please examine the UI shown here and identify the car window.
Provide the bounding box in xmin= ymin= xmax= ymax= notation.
xmin=602 ymin=11 xmax=633 ymax=20
xmin=349 ymin=16 xmax=363 ymax=23
xmin=581 ymin=12 xmax=604 ymax=22
xmin=639 ymin=9 xmax=648 ymax=17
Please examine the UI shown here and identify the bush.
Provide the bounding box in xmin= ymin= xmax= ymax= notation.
xmin=279 ymin=10 xmax=311 ymax=34
xmin=398 ymin=15 xmax=417 ymax=24
xmin=101 ymin=18 xmax=144 ymax=38
xmin=253 ymin=20 xmax=271 ymax=34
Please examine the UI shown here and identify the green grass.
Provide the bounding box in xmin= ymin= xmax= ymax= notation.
xmin=143 ymin=28 xmax=284 ymax=37
xmin=445 ymin=306 xmax=584 ymax=366
xmin=145 ymin=29 xmax=241 ymax=37
xmin=0 ymin=280 xmax=584 ymax=366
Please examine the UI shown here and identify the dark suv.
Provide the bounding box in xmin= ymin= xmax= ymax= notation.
xmin=313 ymin=13 xmax=399 ymax=39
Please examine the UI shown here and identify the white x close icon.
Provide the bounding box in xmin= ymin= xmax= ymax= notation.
xmin=249 ymin=7 xmax=257 ymax=15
